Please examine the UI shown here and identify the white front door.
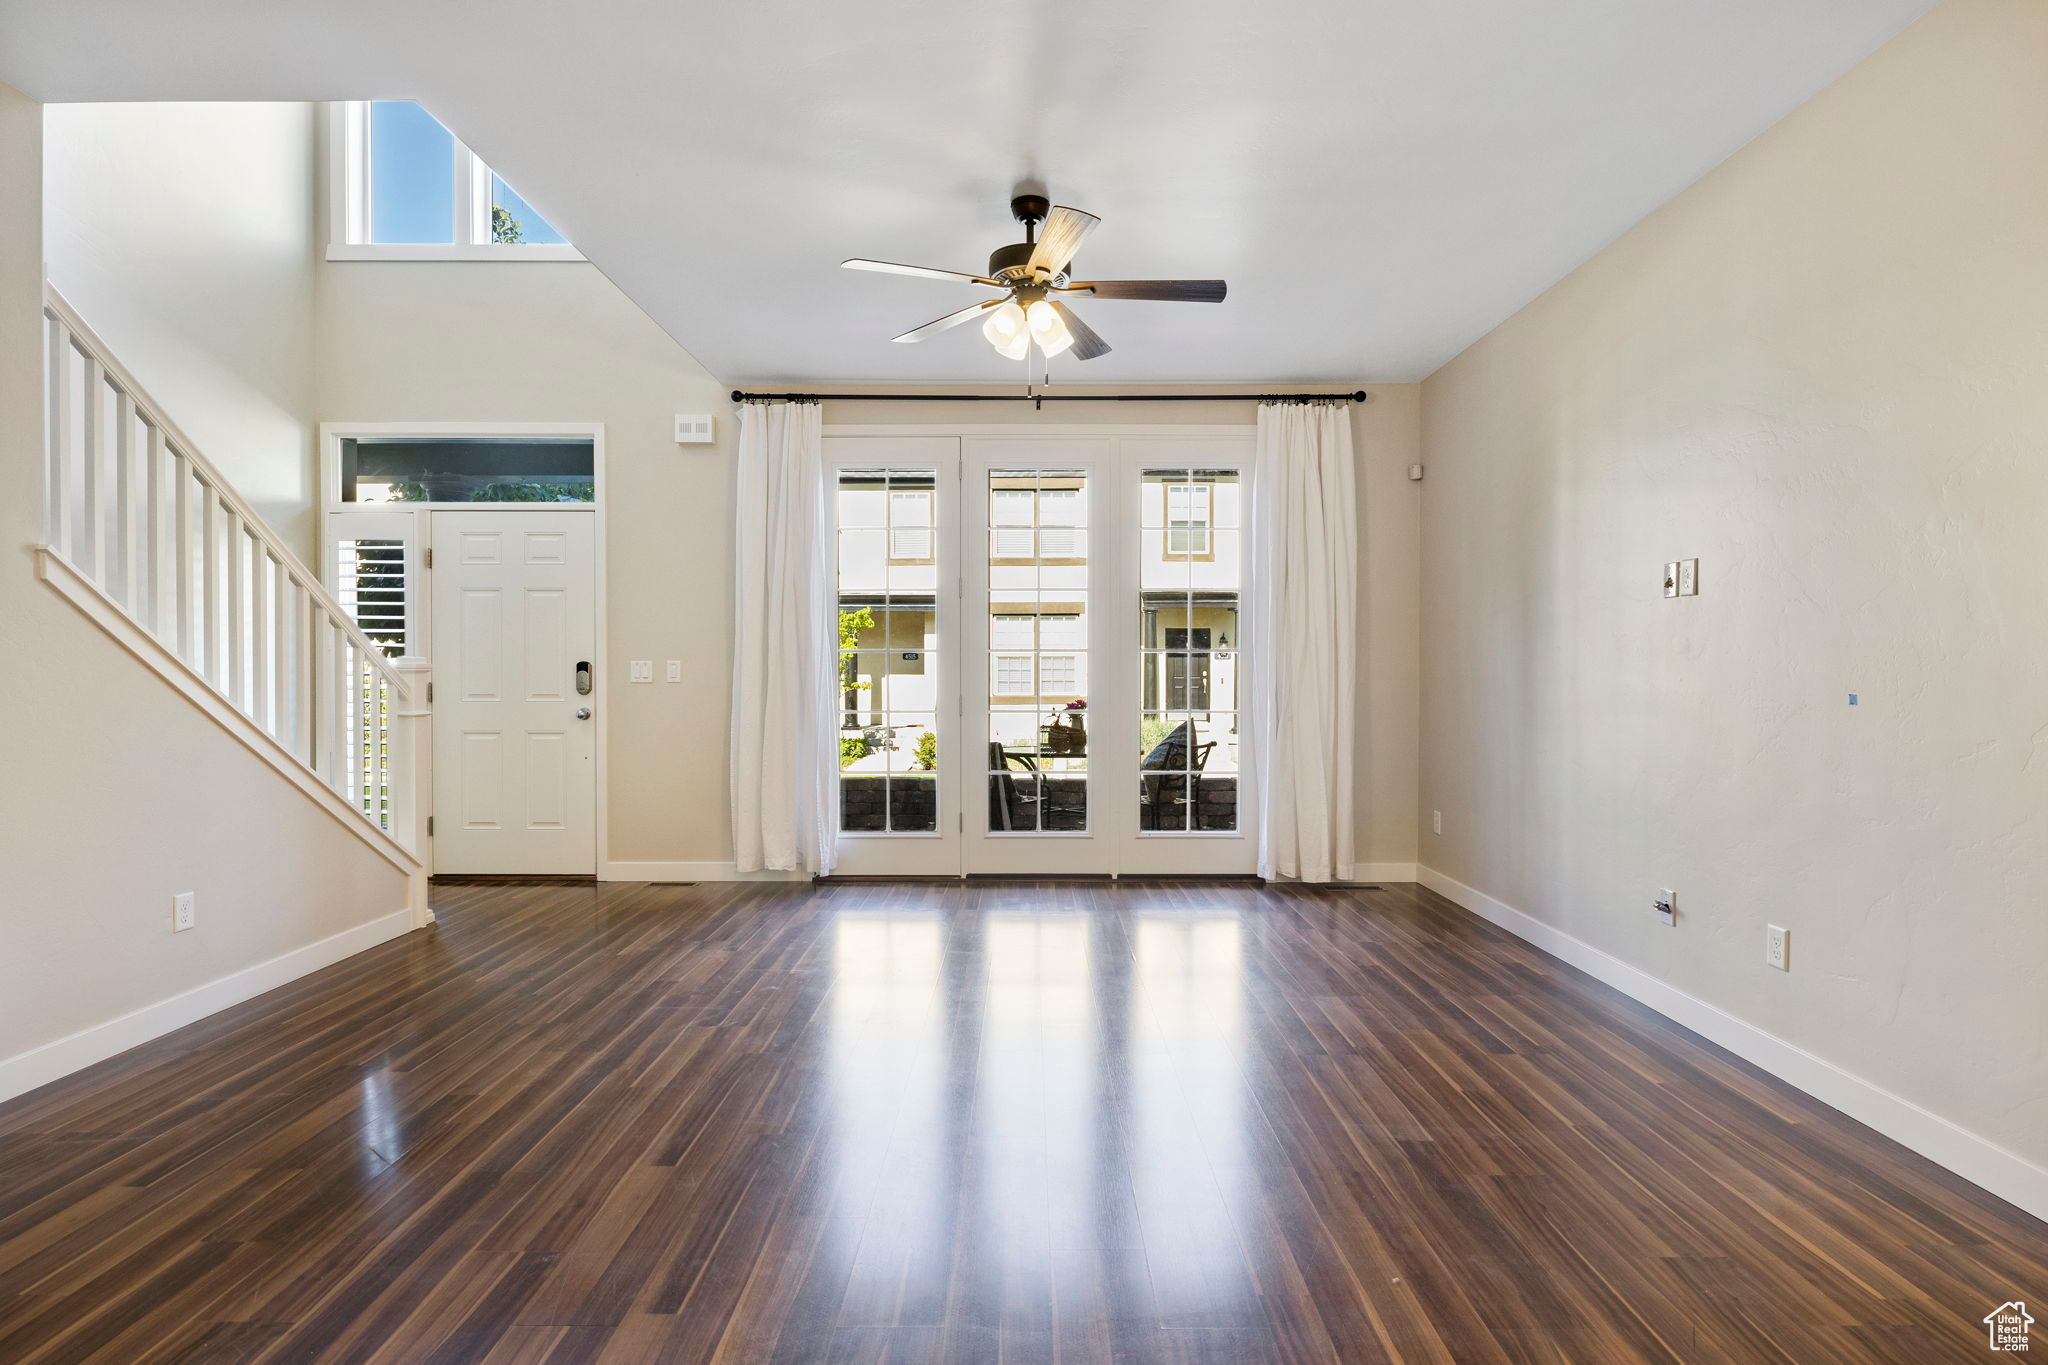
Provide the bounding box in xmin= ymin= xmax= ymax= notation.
xmin=431 ymin=510 xmax=597 ymax=875
xmin=827 ymin=430 xmax=1255 ymax=878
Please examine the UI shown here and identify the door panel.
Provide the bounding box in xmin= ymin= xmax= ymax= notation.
xmin=1131 ymin=451 xmax=1253 ymax=867
xmin=962 ymin=440 xmax=1116 ymax=874
xmin=432 ymin=510 xmax=596 ymax=874
xmin=827 ymin=438 xmax=961 ymax=876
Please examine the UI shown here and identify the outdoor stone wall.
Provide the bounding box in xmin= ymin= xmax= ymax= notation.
xmin=840 ymin=775 xmax=936 ymax=832
xmin=1140 ymin=775 xmax=1238 ymax=831
xmin=845 ymin=774 xmax=1237 ymax=833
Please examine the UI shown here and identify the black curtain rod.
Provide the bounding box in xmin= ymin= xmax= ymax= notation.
xmin=730 ymin=389 xmax=1368 ymax=405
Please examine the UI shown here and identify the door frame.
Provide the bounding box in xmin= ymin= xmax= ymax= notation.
xmin=318 ymin=421 xmax=608 ymax=879
xmin=825 ymin=423 xmax=1259 ymax=878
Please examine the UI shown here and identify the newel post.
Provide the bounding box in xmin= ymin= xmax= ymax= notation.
xmin=392 ymin=655 xmax=433 ymax=928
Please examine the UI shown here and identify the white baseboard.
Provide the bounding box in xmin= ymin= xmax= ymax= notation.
xmin=601 ymin=860 xmax=808 ymax=883
xmin=0 ymin=909 xmax=413 ymax=1107
xmin=1415 ymin=864 xmax=2048 ymax=1225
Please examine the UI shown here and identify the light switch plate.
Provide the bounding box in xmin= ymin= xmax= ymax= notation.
xmin=673 ymin=414 xmax=714 ymax=444
xmin=629 ymin=660 xmax=654 ymax=683
xmin=665 ymin=660 xmax=682 ymax=683
xmin=1663 ymin=562 xmax=1679 ymax=598
xmin=1678 ymin=558 xmax=1699 ymax=596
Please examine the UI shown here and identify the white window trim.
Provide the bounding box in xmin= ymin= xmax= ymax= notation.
xmin=325 ymin=102 xmax=584 ymax=262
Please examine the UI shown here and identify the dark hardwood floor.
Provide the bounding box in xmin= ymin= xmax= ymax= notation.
xmin=0 ymin=880 xmax=2042 ymax=1363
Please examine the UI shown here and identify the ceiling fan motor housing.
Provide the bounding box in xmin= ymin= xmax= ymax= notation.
xmin=990 ymin=194 xmax=1065 ymax=284
xmin=988 ymin=240 xmax=1036 ymax=281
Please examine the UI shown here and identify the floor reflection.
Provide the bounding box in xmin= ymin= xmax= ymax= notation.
xmin=818 ymin=895 xmax=1251 ymax=1342
xmin=1131 ymin=914 xmax=1250 ymax=1324
xmin=355 ymin=1066 xmax=405 ymax=1179
xmin=828 ymin=912 xmax=948 ymax=1315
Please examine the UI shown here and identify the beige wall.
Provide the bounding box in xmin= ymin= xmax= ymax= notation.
xmin=0 ymin=85 xmax=408 ymax=1088
xmin=313 ymin=261 xmax=741 ymax=868
xmin=821 ymin=387 xmax=1422 ymax=872
xmin=42 ymin=103 xmax=319 ymax=558
xmin=1419 ymin=0 xmax=2048 ymax=1170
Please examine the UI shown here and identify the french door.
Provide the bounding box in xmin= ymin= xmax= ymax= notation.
xmin=828 ymin=430 xmax=1255 ymax=878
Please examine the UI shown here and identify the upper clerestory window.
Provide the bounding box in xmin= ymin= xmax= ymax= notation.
xmin=327 ymin=101 xmax=582 ymax=261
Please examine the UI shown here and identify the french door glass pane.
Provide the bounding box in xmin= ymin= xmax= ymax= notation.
xmin=837 ymin=469 xmax=939 ymax=832
xmin=987 ymin=469 xmax=1089 ymax=832
xmin=1138 ymin=468 xmax=1241 ymax=831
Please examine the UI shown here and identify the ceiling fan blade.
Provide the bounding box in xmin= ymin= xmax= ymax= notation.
xmin=891 ymin=298 xmax=1003 ymax=343
xmin=1047 ymin=300 xmax=1111 ymax=361
xmin=843 ymin=258 xmax=1000 ymax=286
xmin=1026 ymin=206 xmax=1100 ymax=277
xmin=1067 ymin=279 xmax=1227 ymax=303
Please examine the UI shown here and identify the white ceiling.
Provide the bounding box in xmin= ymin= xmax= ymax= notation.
xmin=0 ymin=0 xmax=1933 ymax=384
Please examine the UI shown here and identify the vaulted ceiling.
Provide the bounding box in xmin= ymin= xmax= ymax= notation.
xmin=0 ymin=0 xmax=1934 ymax=383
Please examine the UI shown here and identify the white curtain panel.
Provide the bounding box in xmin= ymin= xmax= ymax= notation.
xmin=1248 ymin=400 xmax=1358 ymax=882
xmin=730 ymin=400 xmax=838 ymax=875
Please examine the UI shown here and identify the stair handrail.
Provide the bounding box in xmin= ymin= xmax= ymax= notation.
xmin=41 ymin=288 xmax=405 ymax=689
xmin=39 ymin=283 xmax=426 ymax=914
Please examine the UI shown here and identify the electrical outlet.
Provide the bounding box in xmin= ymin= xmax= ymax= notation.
xmin=172 ymin=892 xmax=195 ymax=933
xmin=1663 ymin=562 xmax=1679 ymax=598
xmin=665 ymin=660 xmax=682 ymax=683
xmin=1677 ymin=558 xmax=1700 ymax=596
xmin=1653 ymin=889 xmax=1676 ymax=926
xmin=1766 ymin=924 xmax=1790 ymax=971
xmin=1432 ymin=809 xmax=1442 ymax=835
xmin=630 ymin=660 xmax=654 ymax=683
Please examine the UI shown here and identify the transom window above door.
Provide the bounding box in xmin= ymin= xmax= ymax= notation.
xmin=329 ymin=101 xmax=583 ymax=260
xmin=338 ymin=437 xmax=595 ymax=505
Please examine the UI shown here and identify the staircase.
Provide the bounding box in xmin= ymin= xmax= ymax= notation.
xmin=36 ymin=287 xmax=429 ymax=923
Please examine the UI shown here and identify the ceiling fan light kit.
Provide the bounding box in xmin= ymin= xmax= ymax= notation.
xmin=842 ymin=192 xmax=1228 ymax=367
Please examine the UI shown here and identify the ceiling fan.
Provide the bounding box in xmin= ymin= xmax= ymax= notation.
xmin=842 ymin=193 xmax=1227 ymax=363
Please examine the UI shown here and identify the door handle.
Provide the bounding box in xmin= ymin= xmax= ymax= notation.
xmin=575 ymin=661 xmax=593 ymax=695
xmin=575 ymin=707 xmax=592 ymax=720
